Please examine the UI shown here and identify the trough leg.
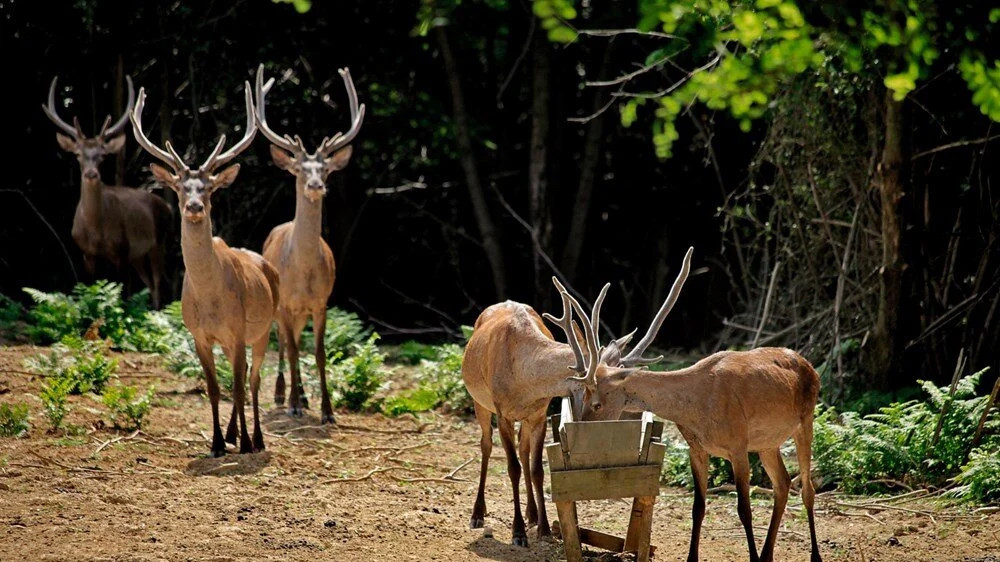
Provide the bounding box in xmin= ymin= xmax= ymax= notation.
xmin=623 ymin=495 xmax=656 ymax=562
xmin=555 ymin=500 xmax=582 ymax=562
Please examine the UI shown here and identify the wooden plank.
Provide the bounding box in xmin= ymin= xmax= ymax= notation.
xmin=552 ymin=524 xmax=659 ymax=557
xmin=647 ymin=442 xmax=667 ymax=466
xmin=550 ymin=464 xmax=661 ymax=502
xmin=559 ymin=398 xmax=573 ymax=448
xmin=623 ymin=496 xmax=656 ymax=562
xmin=638 ymin=412 xmax=655 ymax=463
xmin=561 ymin=420 xmax=643 ymax=469
xmin=650 ymin=420 xmax=665 ymax=442
xmin=545 ymin=442 xmax=566 ymax=471
xmin=555 ymin=501 xmax=582 ymax=562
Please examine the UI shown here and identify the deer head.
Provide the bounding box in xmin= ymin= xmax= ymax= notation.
xmin=254 ymin=65 xmax=365 ymax=203
xmin=130 ymin=82 xmax=257 ymax=223
xmin=546 ymin=247 xmax=695 ymax=417
xmin=42 ymin=76 xmax=135 ymax=183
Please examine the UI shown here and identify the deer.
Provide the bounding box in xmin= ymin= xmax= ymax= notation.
xmin=43 ymin=75 xmax=173 ymax=308
xmin=253 ymin=64 xmax=365 ymax=421
xmin=551 ymin=248 xmax=821 ymax=562
xmin=130 ymin=81 xmax=279 ymax=457
xmin=461 ymin=280 xmax=634 ymax=546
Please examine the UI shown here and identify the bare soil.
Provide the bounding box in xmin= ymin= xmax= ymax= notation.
xmin=1 ymin=344 xmax=998 ymax=561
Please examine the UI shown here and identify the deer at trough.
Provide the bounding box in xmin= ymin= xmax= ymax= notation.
xmin=43 ymin=76 xmax=172 ymax=308
xmin=130 ymin=81 xmax=278 ymax=457
xmin=254 ymin=64 xmax=365 ymax=421
xmin=461 ymin=281 xmax=634 ymax=546
xmin=559 ymin=248 xmax=821 ymax=562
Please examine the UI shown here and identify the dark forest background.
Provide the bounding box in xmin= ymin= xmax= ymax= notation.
xmin=2 ymin=0 xmax=998 ymax=401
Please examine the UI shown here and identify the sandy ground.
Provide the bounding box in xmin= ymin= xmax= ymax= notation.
xmin=1 ymin=344 xmax=999 ymax=562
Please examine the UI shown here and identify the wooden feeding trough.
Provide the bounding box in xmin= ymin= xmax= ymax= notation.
xmin=546 ymin=397 xmax=666 ymax=562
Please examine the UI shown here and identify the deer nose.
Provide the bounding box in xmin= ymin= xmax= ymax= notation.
xmin=306 ymin=179 xmax=324 ymax=190
xmin=185 ymin=201 xmax=204 ymax=214
xmin=84 ymin=169 xmax=99 ymax=180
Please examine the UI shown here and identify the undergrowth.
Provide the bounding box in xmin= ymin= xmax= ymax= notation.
xmin=0 ymin=403 xmax=31 ymax=438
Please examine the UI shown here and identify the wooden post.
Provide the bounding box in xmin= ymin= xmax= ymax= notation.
xmin=623 ymin=495 xmax=656 ymax=562
xmin=556 ymin=501 xmax=582 ymax=562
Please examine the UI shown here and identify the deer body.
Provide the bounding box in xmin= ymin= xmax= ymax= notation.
xmin=44 ymin=76 xmax=171 ymax=307
xmin=463 ymin=300 xmax=583 ymax=545
xmin=254 ymin=65 xmax=363 ymax=421
xmin=585 ymin=348 xmax=821 ymax=562
xmin=131 ymin=80 xmax=275 ymax=456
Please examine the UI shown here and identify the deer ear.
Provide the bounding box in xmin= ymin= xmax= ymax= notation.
xmin=56 ymin=133 xmax=78 ymax=153
xmin=212 ymin=164 xmax=241 ymax=190
xmin=149 ymin=164 xmax=179 ymax=192
xmin=325 ymin=145 xmax=353 ymax=172
xmin=600 ymin=340 xmax=623 ymax=366
xmin=270 ymin=145 xmax=296 ymax=171
xmin=103 ymin=134 xmax=126 ymax=154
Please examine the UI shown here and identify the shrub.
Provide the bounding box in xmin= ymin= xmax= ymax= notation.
xmin=951 ymin=447 xmax=1000 ymax=503
xmin=102 ymin=383 xmax=155 ymax=430
xmin=416 ymin=343 xmax=472 ymax=414
xmin=394 ymin=341 xmax=439 ymax=365
xmin=0 ymin=293 xmax=25 ymax=339
xmin=0 ymin=402 xmax=31 ymax=438
xmin=331 ymin=333 xmax=386 ymax=412
xmin=383 ymin=388 xmax=440 ymax=417
xmin=39 ymin=376 xmax=73 ymax=431
xmin=24 ymin=337 xmax=118 ymax=394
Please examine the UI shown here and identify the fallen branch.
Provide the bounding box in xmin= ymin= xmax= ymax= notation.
xmin=93 ymin=429 xmax=140 ymax=456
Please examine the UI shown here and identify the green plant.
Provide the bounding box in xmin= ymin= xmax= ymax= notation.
xmin=0 ymin=402 xmax=31 ymax=438
xmin=331 ymin=333 xmax=386 ymax=412
xmin=24 ymin=337 xmax=118 ymax=394
xmin=394 ymin=340 xmax=439 ymax=365
xmin=0 ymin=293 xmax=25 ymax=339
xmin=950 ymin=447 xmax=1000 ymax=503
xmin=322 ymin=307 xmax=371 ymax=358
xmin=101 ymin=383 xmax=155 ymax=430
xmin=416 ymin=343 xmax=471 ymax=414
xmin=383 ymin=388 xmax=440 ymax=417
xmin=39 ymin=376 xmax=73 ymax=431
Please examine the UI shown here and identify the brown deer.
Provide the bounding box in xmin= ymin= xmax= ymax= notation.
xmin=42 ymin=76 xmax=172 ymax=308
xmin=461 ymin=282 xmax=632 ymax=546
xmin=130 ymin=82 xmax=279 ymax=457
xmin=557 ymin=249 xmax=822 ymax=562
xmin=254 ymin=64 xmax=365 ymax=420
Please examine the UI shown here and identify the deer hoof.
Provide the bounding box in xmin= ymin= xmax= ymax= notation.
xmin=321 ymin=413 xmax=336 ymax=425
xmin=210 ymin=447 xmax=226 ymax=458
xmin=537 ymin=523 xmax=552 ymax=540
xmin=511 ymin=534 xmax=529 ymax=547
xmin=253 ymin=434 xmax=266 ymax=452
xmin=287 ymin=406 xmax=303 ymax=417
xmin=470 ymin=517 xmax=485 ymax=529
xmin=274 ymin=394 xmax=285 ymax=407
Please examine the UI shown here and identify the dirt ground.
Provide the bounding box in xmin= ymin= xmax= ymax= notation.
xmin=1 ymin=345 xmax=998 ymax=562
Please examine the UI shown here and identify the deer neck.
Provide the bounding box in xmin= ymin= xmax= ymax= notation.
xmin=77 ymin=175 xmax=104 ymax=225
xmin=613 ymin=368 xmax=703 ymax=428
xmin=290 ymin=186 xmax=324 ymax=256
xmin=523 ymin=338 xmax=589 ymax=400
xmin=179 ymin=215 xmax=223 ymax=294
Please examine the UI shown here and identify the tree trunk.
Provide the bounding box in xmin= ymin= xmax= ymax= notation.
xmin=435 ymin=25 xmax=507 ymax=300
xmin=529 ymin=31 xmax=551 ymax=305
xmin=867 ymin=91 xmax=906 ymax=389
xmin=561 ymin=45 xmax=613 ymax=280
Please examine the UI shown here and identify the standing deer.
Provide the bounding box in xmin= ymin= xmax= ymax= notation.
xmin=254 ymin=64 xmax=365 ymax=421
xmin=559 ymin=248 xmax=822 ymax=562
xmin=42 ymin=76 xmax=172 ymax=308
xmin=461 ymin=283 xmax=630 ymax=546
xmin=130 ymin=82 xmax=278 ymax=457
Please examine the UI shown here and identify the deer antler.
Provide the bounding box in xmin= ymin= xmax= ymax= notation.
xmin=130 ymin=87 xmax=187 ymax=174
xmin=199 ymin=81 xmax=257 ymax=173
xmin=565 ymin=284 xmax=609 ymax=387
xmin=318 ymin=68 xmax=366 ymax=156
xmin=100 ymin=75 xmax=135 ymax=139
xmin=620 ymin=247 xmax=694 ymax=366
xmin=254 ymin=65 xmax=305 ymax=155
xmin=541 ymin=277 xmax=587 ymax=373
xmin=42 ymin=76 xmax=83 ymax=138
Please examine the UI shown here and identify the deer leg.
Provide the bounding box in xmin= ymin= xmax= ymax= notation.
xmin=498 ymin=416 xmax=527 ymax=547
xmin=274 ymin=323 xmax=286 ymax=406
xmin=82 ymin=254 xmax=97 ymax=279
xmin=795 ymin=421 xmax=822 ymax=562
xmin=249 ymin=334 xmax=268 ymax=452
xmin=686 ymin=437 xmax=709 ymax=562
xmin=283 ymin=316 xmax=307 ymax=417
xmin=130 ymin=255 xmax=154 ymax=305
xmin=518 ymin=422 xmax=537 ymax=527
xmin=229 ymin=345 xmax=252 ymax=454
xmin=529 ymin=412 xmax=551 ymax=539
xmin=731 ymin=451 xmax=759 ymax=562
xmin=225 ymin=356 xmax=241 ymax=445
xmin=147 ymin=246 xmax=165 ymax=309
xmin=470 ymin=401 xmax=493 ymax=529
xmin=195 ymin=340 xmax=226 ymax=457
xmin=313 ymin=307 xmax=335 ymax=424
xmin=758 ymin=449 xmax=790 ymax=562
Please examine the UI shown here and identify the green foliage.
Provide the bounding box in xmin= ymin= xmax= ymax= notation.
xmin=383 ymin=388 xmax=441 ymax=417
xmin=331 ymin=333 xmax=387 ymax=412
xmin=39 ymin=376 xmax=73 ymax=431
xmin=813 ymin=369 xmax=998 ymax=494
xmin=0 ymin=293 xmax=25 ymax=339
xmin=21 ymin=282 xmax=167 ymax=351
xmin=951 ymin=447 xmax=1000 ymax=503
xmin=25 ymin=337 xmax=118 ymax=395
xmin=959 ymin=54 xmax=1000 ymax=121
xmin=322 ymin=307 xmax=372 ymax=359
xmin=0 ymin=402 xmax=31 ymax=438
xmin=271 ymin=0 xmax=311 ymax=13
xmin=394 ymin=340 xmax=440 ymax=365
xmin=533 ymin=0 xmax=577 ymax=42
xmin=101 ymin=383 xmax=155 ymax=430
